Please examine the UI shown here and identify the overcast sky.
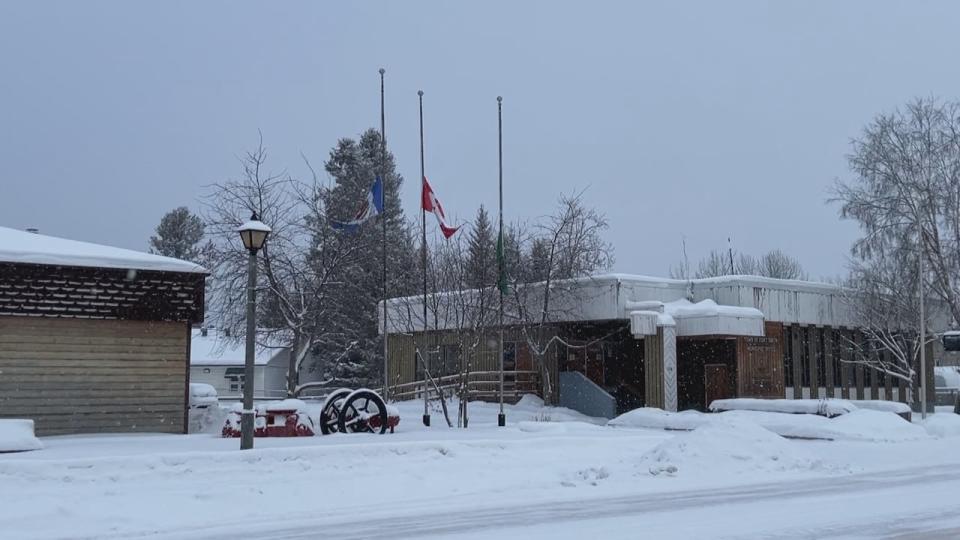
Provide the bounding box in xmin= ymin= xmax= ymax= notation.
xmin=2 ymin=1 xmax=958 ymax=279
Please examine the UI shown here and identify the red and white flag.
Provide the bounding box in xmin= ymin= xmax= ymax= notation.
xmin=421 ymin=176 xmax=460 ymax=239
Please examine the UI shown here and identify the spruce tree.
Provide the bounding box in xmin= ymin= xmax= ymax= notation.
xmin=466 ymin=205 xmax=495 ymax=289
xmin=318 ymin=129 xmax=416 ymax=385
xmin=149 ymin=207 xmax=204 ymax=262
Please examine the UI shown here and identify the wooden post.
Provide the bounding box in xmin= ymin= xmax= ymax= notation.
xmin=824 ymin=326 xmax=834 ymax=398
xmin=808 ymin=326 xmax=819 ymax=399
xmin=883 ymin=348 xmax=893 ymax=402
xmin=839 ymin=328 xmax=850 ymax=399
xmin=791 ymin=324 xmax=803 ymax=399
xmin=854 ymin=330 xmax=865 ymax=400
xmin=644 ymin=329 xmax=664 ymax=408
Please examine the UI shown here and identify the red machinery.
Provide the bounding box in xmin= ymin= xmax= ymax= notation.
xmin=222 ymin=401 xmax=316 ymax=438
xmin=222 ymin=389 xmax=398 ymax=438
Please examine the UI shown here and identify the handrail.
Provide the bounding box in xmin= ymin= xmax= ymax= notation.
xmin=383 ymin=370 xmax=540 ymax=402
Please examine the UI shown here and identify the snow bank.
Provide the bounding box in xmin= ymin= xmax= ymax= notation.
xmin=608 ymin=407 xmax=708 ymax=431
xmin=850 ymin=400 xmax=911 ymax=417
xmin=0 ymin=420 xmax=42 ymax=453
xmin=825 ymin=409 xmax=927 ymax=442
xmin=709 ymin=398 xmax=857 ymax=417
xmin=610 ymin=407 xmax=926 ymax=442
xmin=922 ymin=413 xmax=960 ymax=438
xmin=639 ymin=417 xmax=817 ymax=476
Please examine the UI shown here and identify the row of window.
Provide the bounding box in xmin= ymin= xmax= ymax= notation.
xmin=782 ymin=326 xmax=893 ymax=388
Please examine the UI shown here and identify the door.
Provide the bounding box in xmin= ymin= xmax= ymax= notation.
xmin=704 ymin=363 xmax=733 ymax=408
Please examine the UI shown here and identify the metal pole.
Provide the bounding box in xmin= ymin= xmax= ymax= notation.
xmin=240 ymin=249 xmax=257 ymax=450
xmin=920 ymin=242 xmax=927 ymax=420
xmin=419 ymin=89 xmax=430 ymax=427
xmin=497 ymin=96 xmax=506 ymax=428
xmin=379 ymin=68 xmax=389 ymax=403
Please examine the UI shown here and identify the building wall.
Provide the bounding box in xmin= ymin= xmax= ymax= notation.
xmin=0 ymin=316 xmax=189 ymax=435
xmin=189 ymin=365 xmax=290 ymax=399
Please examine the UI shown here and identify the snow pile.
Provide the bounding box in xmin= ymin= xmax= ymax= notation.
xmin=850 ymin=400 xmax=912 ymax=415
xmin=709 ymin=398 xmax=857 ymax=417
xmin=639 ymin=417 xmax=815 ymax=476
xmin=264 ymin=399 xmax=308 ymax=412
xmin=922 ymin=413 xmax=960 ymax=438
xmin=608 ymin=407 xmax=708 ymax=430
xmin=0 ymin=420 xmax=43 ymax=453
xmin=610 ymin=407 xmax=926 ymax=442
xmin=511 ymin=394 xmax=608 ymax=424
xmin=826 ymin=409 xmax=927 ymax=442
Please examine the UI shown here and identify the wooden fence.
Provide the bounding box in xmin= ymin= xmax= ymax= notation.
xmin=384 ymin=370 xmax=540 ymax=403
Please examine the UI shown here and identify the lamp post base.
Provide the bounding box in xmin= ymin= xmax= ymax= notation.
xmin=422 ymin=414 xmax=431 ymax=427
xmin=240 ymin=411 xmax=255 ymax=450
xmin=498 ymin=413 xmax=506 ymax=427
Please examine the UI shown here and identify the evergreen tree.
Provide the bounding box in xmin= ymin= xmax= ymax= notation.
xmin=149 ymin=207 xmax=204 ymax=262
xmin=466 ymin=205 xmax=495 ymax=289
xmin=527 ymin=237 xmax=551 ymax=283
xmin=317 ymin=129 xmax=417 ymax=384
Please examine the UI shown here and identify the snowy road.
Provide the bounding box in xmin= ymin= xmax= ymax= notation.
xmin=156 ymin=465 xmax=960 ymax=540
xmin=7 ymin=399 xmax=960 ymax=540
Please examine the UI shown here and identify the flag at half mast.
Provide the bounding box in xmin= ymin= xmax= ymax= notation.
xmin=331 ymin=176 xmax=384 ymax=232
xmin=421 ymin=176 xmax=460 ymax=239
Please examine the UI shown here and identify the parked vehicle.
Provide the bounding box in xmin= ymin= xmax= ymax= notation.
xmin=934 ymin=366 xmax=960 ymax=407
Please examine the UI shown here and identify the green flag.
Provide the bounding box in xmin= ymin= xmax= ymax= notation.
xmin=497 ymin=229 xmax=509 ymax=294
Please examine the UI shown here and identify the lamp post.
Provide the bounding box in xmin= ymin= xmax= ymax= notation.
xmin=237 ymin=212 xmax=271 ymax=450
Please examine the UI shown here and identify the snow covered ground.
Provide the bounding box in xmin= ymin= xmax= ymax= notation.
xmin=4 ymin=397 xmax=960 ymax=539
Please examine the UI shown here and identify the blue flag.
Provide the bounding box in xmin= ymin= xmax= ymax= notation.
xmin=332 ymin=176 xmax=384 ymax=232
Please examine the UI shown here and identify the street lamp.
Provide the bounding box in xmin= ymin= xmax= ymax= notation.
xmin=237 ymin=212 xmax=270 ymax=450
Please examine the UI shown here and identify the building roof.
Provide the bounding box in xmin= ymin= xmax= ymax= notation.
xmin=190 ymin=328 xmax=284 ymax=366
xmin=0 ymin=226 xmax=207 ymax=274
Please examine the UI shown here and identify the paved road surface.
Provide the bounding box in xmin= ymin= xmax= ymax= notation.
xmin=157 ymin=465 xmax=960 ymax=540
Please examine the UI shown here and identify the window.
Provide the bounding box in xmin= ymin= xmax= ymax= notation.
xmin=440 ymin=344 xmax=460 ymax=377
xmin=224 ymin=367 xmax=245 ymax=393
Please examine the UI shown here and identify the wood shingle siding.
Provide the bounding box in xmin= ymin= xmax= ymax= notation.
xmin=0 ymin=316 xmax=188 ymax=435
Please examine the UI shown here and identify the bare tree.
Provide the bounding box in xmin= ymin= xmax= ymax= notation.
xmin=506 ymin=191 xmax=615 ymax=403
xmin=834 ymin=97 xmax=960 ymax=327
xmin=839 ymin=250 xmax=932 ymax=403
xmin=757 ymin=249 xmax=808 ymax=280
xmin=677 ymin=248 xmax=807 ymax=280
xmin=203 ymin=137 xmax=361 ymax=396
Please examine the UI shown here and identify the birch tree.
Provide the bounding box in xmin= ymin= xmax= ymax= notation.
xmin=834 ymin=97 xmax=960 ymax=327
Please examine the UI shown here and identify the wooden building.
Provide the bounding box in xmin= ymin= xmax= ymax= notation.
xmin=382 ymin=274 xmax=940 ymax=417
xmin=0 ymin=226 xmax=206 ymax=435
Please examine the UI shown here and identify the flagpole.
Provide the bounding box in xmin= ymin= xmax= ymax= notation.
xmin=497 ymin=96 xmax=506 ymax=428
xmin=419 ymin=89 xmax=431 ymax=427
xmin=378 ymin=68 xmax=390 ymax=404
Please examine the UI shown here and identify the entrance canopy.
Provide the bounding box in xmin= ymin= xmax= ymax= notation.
xmin=628 ymin=299 xmax=764 ymax=337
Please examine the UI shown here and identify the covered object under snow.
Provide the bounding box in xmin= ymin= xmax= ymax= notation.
xmin=0 ymin=226 xmax=207 ymax=435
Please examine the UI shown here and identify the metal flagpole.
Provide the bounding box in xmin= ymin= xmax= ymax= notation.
xmin=497 ymin=96 xmax=506 ymax=428
xmin=379 ymin=68 xmax=389 ymax=403
xmin=419 ymin=89 xmax=430 ymax=427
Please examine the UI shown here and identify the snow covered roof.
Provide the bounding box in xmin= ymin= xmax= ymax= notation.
xmin=190 ymin=329 xmax=284 ymax=366
xmin=628 ymin=299 xmax=764 ymax=337
xmin=0 ymin=226 xmax=206 ymax=274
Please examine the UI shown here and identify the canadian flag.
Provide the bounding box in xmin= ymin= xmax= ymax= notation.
xmin=421 ymin=176 xmax=460 ymax=239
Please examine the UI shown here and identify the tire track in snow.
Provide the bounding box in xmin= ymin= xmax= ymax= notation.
xmin=151 ymin=465 xmax=960 ymax=540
